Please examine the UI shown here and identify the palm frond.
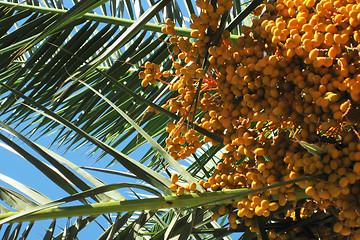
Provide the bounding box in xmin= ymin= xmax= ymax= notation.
xmin=0 ymin=0 xmax=265 ymax=238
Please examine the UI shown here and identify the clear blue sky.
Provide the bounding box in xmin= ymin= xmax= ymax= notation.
xmin=0 ymin=131 xmax=134 ymax=238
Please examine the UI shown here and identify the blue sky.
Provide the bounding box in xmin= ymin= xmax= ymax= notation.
xmin=0 ymin=131 xmax=132 ymax=238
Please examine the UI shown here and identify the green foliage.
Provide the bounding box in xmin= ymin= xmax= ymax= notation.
xmin=0 ymin=0 xmax=259 ymax=239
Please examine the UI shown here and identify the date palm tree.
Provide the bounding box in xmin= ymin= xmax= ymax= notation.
xmin=0 ymin=0 xmax=327 ymax=239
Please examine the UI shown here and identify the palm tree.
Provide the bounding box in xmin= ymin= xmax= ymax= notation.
xmin=0 ymin=0 xmax=355 ymax=239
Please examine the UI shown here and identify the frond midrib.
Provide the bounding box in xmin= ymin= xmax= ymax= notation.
xmin=0 ymin=1 xmax=241 ymax=40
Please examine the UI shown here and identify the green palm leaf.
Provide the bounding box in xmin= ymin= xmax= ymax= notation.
xmin=0 ymin=0 xmax=291 ymax=239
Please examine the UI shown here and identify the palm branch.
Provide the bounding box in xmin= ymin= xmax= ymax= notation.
xmin=0 ymin=0 xmax=261 ymax=238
